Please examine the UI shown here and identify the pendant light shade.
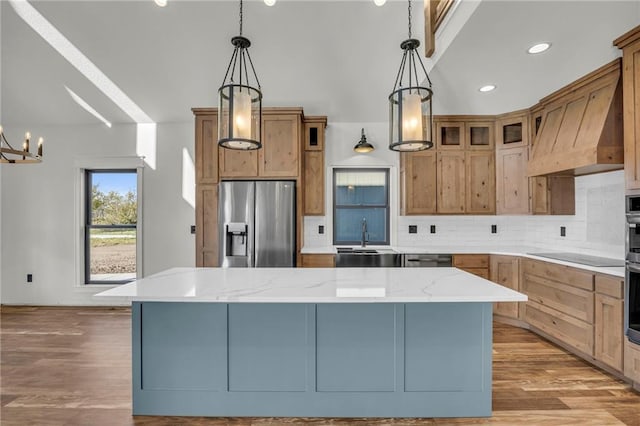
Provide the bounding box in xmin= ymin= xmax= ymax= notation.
xmin=218 ymin=1 xmax=262 ymax=150
xmin=354 ymin=128 xmax=374 ymax=153
xmin=388 ymin=2 xmax=433 ymax=152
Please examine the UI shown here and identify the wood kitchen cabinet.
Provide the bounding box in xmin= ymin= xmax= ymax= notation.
xmin=522 ymin=259 xmax=595 ymax=356
xmin=437 ymin=151 xmax=466 ymax=213
xmin=615 ymin=26 xmax=640 ymax=190
xmin=300 ymin=254 xmax=335 ymax=268
xmin=219 ymin=109 xmax=302 ymax=179
xmin=401 ymin=116 xmax=495 ymax=215
xmin=496 ymin=146 xmax=530 ymax=214
xmin=594 ymin=274 xmax=624 ymax=372
xmin=496 ymin=111 xmax=529 ymax=149
xmin=625 ymin=339 xmax=640 ymax=386
xmin=466 ymin=151 xmax=495 ymax=214
xmin=303 ymin=117 xmax=327 ymax=216
xmin=400 ymin=150 xmax=437 ymax=214
xmin=490 ymin=255 xmax=520 ymax=319
xmin=453 ymin=254 xmax=490 ymax=279
xmin=193 ymin=110 xmax=220 ymax=267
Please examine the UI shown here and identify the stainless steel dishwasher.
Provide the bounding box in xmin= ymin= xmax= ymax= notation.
xmin=402 ymin=254 xmax=452 ymax=267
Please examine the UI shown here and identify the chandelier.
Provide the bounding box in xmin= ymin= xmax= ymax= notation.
xmin=388 ymin=0 xmax=433 ymax=152
xmin=0 ymin=126 xmax=43 ymax=164
xmin=218 ymin=0 xmax=263 ymax=150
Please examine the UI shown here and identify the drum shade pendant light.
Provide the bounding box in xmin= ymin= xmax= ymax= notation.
xmin=218 ymin=0 xmax=263 ymax=150
xmin=388 ymin=0 xmax=433 ymax=152
xmin=354 ymin=128 xmax=374 ymax=153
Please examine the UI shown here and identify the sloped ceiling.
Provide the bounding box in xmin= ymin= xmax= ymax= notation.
xmin=1 ymin=0 xmax=638 ymax=128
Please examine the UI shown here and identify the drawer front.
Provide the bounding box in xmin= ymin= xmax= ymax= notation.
xmin=523 ymin=273 xmax=594 ymax=322
xmin=525 ymin=301 xmax=594 ymax=356
xmin=523 ymin=259 xmax=594 ymax=291
xmin=462 ymin=267 xmax=489 ymax=279
xmin=301 ymin=254 xmax=335 ymax=268
xmin=453 ymin=254 xmax=489 ymax=269
xmin=595 ymin=274 xmax=624 ymax=299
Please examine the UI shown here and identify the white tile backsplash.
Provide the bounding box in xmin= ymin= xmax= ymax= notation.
xmin=303 ymin=170 xmax=625 ymax=259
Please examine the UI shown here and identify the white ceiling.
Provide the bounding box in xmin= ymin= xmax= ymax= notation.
xmin=1 ymin=0 xmax=639 ymax=128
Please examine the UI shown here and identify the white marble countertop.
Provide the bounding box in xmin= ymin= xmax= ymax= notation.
xmin=302 ymin=245 xmax=625 ymax=277
xmin=94 ymin=267 xmax=528 ymax=303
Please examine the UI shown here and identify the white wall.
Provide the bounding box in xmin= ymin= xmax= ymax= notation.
xmin=0 ymin=122 xmax=195 ymax=305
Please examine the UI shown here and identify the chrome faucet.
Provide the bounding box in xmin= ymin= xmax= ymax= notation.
xmin=361 ymin=217 xmax=368 ymax=247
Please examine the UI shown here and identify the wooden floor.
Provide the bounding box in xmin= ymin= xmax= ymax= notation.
xmin=1 ymin=306 xmax=639 ymax=426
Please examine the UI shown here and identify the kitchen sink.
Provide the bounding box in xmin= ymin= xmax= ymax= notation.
xmin=335 ymin=248 xmax=401 ymax=267
xmin=336 ymin=247 xmax=378 ymax=254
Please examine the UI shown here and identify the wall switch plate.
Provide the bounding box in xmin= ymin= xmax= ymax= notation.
xmin=560 ymin=226 xmax=566 ymax=237
xmin=491 ymin=225 xmax=497 ymax=234
xmin=408 ymin=225 xmax=417 ymax=234
xmin=430 ymin=225 xmax=436 ymax=234
xmin=190 ymin=225 xmax=196 ymax=234
xmin=318 ymin=225 xmax=324 ymax=235
xmin=27 ymin=274 xmax=33 ymax=283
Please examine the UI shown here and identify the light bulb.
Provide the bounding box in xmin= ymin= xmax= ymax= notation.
xmin=402 ymin=93 xmax=423 ymax=141
xmin=374 ymin=0 xmax=386 ymax=5
xmin=264 ymin=0 xmax=276 ymax=6
xmin=25 ymin=131 xmax=31 ymax=140
xmin=233 ymin=89 xmax=252 ymax=141
xmin=479 ymin=85 xmax=496 ymax=92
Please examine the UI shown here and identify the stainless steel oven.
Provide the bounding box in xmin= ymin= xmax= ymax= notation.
xmin=625 ymin=195 xmax=640 ymax=345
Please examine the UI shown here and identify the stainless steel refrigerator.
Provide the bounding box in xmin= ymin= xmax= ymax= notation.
xmin=218 ymin=181 xmax=296 ymax=267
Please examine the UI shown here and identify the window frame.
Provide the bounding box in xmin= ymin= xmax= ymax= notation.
xmin=332 ymin=167 xmax=390 ymax=246
xmin=84 ymin=169 xmax=138 ymax=285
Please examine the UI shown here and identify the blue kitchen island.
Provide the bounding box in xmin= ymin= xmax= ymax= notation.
xmin=96 ymin=267 xmax=526 ymax=418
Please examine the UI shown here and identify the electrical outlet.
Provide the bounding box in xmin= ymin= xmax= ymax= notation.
xmin=560 ymin=226 xmax=566 ymax=237
xmin=408 ymin=225 xmax=417 ymax=234
xmin=430 ymin=225 xmax=436 ymax=234
xmin=491 ymin=224 xmax=497 ymax=234
xmin=190 ymin=225 xmax=196 ymax=234
xmin=318 ymin=225 xmax=324 ymax=235
xmin=27 ymin=274 xmax=33 ymax=283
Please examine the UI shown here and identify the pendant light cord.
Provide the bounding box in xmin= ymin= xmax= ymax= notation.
xmin=239 ymin=0 xmax=243 ymax=36
xmin=407 ymin=0 xmax=412 ymax=39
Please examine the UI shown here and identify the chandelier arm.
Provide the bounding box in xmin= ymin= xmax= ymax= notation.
xmin=409 ymin=48 xmax=413 ymax=91
xmin=245 ymin=49 xmax=262 ymax=90
xmin=239 ymin=48 xmax=245 ymax=89
xmin=413 ymin=49 xmax=433 ymax=87
xmin=242 ymin=49 xmax=250 ymax=91
xmin=230 ymin=46 xmax=240 ymax=83
xmin=412 ymin=52 xmax=420 ymax=92
xmin=221 ymin=47 xmax=237 ymax=86
xmin=393 ymin=49 xmax=409 ymax=91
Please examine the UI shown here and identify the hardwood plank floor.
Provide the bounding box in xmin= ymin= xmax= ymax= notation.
xmin=1 ymin=306 xmax=638 ymax=425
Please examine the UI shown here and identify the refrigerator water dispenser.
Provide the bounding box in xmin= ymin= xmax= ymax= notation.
xmin=225 ymin=223 xmax=248 ymax=257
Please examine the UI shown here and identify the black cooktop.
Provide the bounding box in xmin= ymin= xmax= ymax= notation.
xmin=528 ymin=252 xmax=625 ymax=267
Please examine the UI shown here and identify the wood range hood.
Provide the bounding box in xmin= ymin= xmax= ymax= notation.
xmin=527 ymin=59 xmax=623 ymax=177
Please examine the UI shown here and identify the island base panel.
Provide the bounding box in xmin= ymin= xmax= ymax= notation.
xmin=132 ymin=302 xmax=492 ymax=418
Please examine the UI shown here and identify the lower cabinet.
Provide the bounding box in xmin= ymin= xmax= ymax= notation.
xmin=594 ymin=274 xmax=624 ymax=372
xmin=489 ymin=255 xmax=520 ymax=319
xmin=522 ymin=259 xmax=595 ymax=356
xmin=300 ymin=254 xmax=335 ymax=268
xmin=453 ymin=254 xmax=489 ymax=279
xmin=625 ymin=339 xmax=640 ymax=384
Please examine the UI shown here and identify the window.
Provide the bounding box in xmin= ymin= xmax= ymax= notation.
xmin=85 ymin=170 xmax=138 ymax=284
xmin=333 ymin=168 xmax=390 ymax=245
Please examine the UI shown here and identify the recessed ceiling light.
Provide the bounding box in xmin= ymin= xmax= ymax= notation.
xmin=479 ymin=85 xmax=496 ymax=93
xmin=374 ymin=0 xmax=387 ymax=6
xmin=154 ymin=0 xmax=167 ymax=7
xmin=528 ymin=42 xmax=551 ymax=54
xmin=264 ymin=0 xmax=276 ymax=6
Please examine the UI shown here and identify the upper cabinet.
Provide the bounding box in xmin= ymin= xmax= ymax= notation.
xmin=219 ymin=109 xmax=303 ymax=179
xmin=303 ymin=117 xmax=327 ymax=216
xmin=614 ymin=25 xmax=640 ymax=190
xmin=401 ymin=116 xmax=495 ymax=215
xmin=495 ymin=111 xmax=531 ymax=214
xmin=496 ymin=111 xmax=529 ymax=149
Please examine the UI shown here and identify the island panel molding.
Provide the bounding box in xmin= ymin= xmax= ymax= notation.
xmin=131 ymin=301 xmax=493 ymax=417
